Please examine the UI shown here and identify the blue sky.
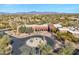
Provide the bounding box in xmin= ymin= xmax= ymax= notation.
xmin=0 ymin=4 xmax=79 ymax=13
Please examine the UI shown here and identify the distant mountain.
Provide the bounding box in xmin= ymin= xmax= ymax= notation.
xmin=0 ymin=12 xmax=10 ymax=14
xmin=0 ymin=12 xmax=15 ymax=15
xmin=15 ymin=11 xmax=62 ymax=14
xmin=0 ymin=11 xmax=79 ymax=14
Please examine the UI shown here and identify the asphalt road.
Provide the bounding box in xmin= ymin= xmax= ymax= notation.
xmin=11 ymin=35 xmax=55 ymax=55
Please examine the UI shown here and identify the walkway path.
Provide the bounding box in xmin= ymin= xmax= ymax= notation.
xmin=5 ymin=31 xmax=52 ymax=39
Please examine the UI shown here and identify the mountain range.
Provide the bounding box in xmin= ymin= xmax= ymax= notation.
xmin=0 ymin=11 xmax=78 ymax=14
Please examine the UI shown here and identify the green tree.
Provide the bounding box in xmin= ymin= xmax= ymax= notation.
xmin=56 ymin=31 xmax=77 ymax=42
xmin=51 ymin=28 xmax=58 ymax=33
xmin=58 ymin=43 xmax=75 ymax=55
xmin=19 ymin=26 xmax=27 ymax=33
xmin=0 ymin=35 xmax=12 ymax=55
xmin=39 ymin=43 xmax=53 ymax=55
xmin=19 ymin=26 xmax=33 ymax=33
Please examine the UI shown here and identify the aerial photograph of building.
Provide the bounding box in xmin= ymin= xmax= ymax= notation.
xmin=0 ymin=4 xmax=79 ymax=55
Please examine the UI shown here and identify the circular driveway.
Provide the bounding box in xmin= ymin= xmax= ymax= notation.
xmin=11 ymin=34 xmax=56 ymax=55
